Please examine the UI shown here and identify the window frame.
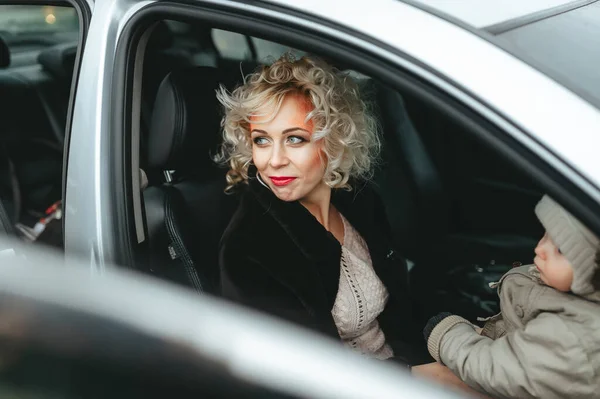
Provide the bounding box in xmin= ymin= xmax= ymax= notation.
xmin=104 ymin=0 xmax=600 ymax=269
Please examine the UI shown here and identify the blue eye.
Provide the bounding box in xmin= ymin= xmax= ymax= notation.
xmin=253 ymin=137 xmax=269 ymax=145
xmin=288 ymin=136 xmax=305 ymax=144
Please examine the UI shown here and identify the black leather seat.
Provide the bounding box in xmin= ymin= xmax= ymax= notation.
xmin=371 ymin=81 xmax=536 ymax=263
xmin=141 ymin=66 xmax=238 ymax=294
xmin=364 ymin=80 xmax=447 ymax=261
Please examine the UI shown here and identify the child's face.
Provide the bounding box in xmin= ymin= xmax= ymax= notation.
xmin=534 ymin=233 xmax=574 ymax=292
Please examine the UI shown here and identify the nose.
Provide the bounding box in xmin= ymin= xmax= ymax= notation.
xmin=269 ymin=142 xmax=289 ymax=168
xmin=534 ymin=234 xmax=548 ymax=259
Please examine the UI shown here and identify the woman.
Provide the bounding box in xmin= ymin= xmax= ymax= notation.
xmin=216 ymin=54 xmax=428 ymax=365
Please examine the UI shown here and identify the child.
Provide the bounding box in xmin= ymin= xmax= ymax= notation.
xmin=423 ymin=195 xmax=600 ymax=399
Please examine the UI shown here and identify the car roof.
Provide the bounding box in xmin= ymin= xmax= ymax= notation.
xmin=406 ymin=0 xmax=582 ymax=28
xmin=406 ymin=0 xmax=600 ymax=110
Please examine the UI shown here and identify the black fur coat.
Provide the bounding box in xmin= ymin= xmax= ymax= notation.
xmin=219 ymin=176 xmax=429 ymax=364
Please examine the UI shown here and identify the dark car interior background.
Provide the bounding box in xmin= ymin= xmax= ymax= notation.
xmin=0 ymin=5 xmax=78 ymax=247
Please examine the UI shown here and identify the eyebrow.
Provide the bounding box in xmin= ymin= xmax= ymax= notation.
xmin=283 ymin=127 xmax=310 ymax=134
xmin=250 ymin=129 xmax=268 ymax=135
xmin=250 ymin=127 xmax=310 ymax=135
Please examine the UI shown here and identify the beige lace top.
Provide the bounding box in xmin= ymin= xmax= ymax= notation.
xmin=331 ymin=214 xmax=394 ymax=360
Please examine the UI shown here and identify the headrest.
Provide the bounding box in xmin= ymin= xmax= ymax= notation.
xmin=148 ymin=67 xmax=223 ymax=171
xmin=0 ymin=36 xmax=9 ymax=68
xmin=38 ymin=42 xmax=77 ymax=81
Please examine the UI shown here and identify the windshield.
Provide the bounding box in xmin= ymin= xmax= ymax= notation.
xmin=0 ymin=5 xmax=78 ymax=53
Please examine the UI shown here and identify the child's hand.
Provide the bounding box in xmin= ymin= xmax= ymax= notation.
xmin=423 ymin=312 xmax=454 ymax=342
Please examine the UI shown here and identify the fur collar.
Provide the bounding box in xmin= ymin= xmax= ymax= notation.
xmin=247 ymin=171 xmax=381 ymax=262
xmin=248 ymin=175 xmax=340 ymax=262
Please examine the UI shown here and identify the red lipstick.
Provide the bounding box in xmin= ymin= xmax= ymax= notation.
xmin=269 ymin=176 xmax=296 ymax=187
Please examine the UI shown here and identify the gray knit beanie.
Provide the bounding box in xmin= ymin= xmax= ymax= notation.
xmin=535 ymin=195 xmax=600 ymax=295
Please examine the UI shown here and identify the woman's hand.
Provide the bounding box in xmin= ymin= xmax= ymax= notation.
xmin=412 ymin=362 xmax=493 ymax=399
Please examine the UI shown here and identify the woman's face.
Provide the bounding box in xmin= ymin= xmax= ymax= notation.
xmin=250 ymin=93 xmax=328 ymax=203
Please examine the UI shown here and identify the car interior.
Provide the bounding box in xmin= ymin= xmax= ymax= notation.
xmin=0 ymin=5 xmax=77 ymax=248
xmin=0 ymin=12 xmax=546 ymax=325
xmin=131 ymin=20 xmax=546 ymax=324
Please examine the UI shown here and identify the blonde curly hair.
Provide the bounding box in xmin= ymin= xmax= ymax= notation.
xmin=215 ymin=54 xmax=380 ymax=191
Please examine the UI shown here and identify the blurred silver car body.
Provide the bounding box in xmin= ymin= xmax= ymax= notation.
xmin=0 ymin=237 xmax=463 ymax=398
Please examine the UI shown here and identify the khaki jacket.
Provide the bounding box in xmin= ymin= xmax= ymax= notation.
xmin=427 ymin=265 xmax=600 ymax=399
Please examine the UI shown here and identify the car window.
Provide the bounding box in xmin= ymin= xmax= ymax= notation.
xmin=0 ymin=5 xmax=78 ymax=54
xmin=251 ymin=37 xmax=305 ymax=61
xmin=212 ymin=29 xmax=251 ymax=60
xmin=212 ymin=28 xmax=305 ymax=62
xmin=0 ymin=3 xmax=84 ymax=250
xmin=136 ymin=17 xmax=544 ymax=320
